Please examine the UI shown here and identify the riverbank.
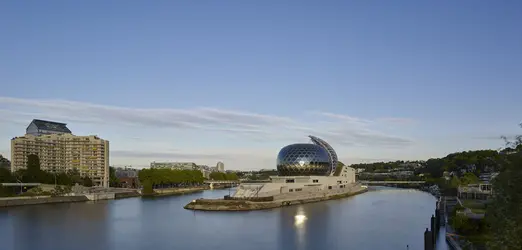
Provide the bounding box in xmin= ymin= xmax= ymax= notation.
xmin=0 ymin=187 xmax=208 ymax=207
xmin=0 ymin=195 xmax=89 ymax=208
xmin=184 ymin=185 xmax=368 ymax=211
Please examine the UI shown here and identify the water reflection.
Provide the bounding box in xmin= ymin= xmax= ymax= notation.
xmin=0 ymin=187 xmax=445 ymax=250
xmin=2 ymin=201 xmax=109 ymax=250
xmin=278 ymin=202 xmax=331 ymax=250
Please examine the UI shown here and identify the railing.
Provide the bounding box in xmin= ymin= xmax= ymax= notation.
xmin=204 ymin=180 xmax=240 ymax=184
xmin=359 ymin=181 xmax=425 ymax=184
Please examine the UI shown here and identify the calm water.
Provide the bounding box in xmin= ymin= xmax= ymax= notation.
xmin=0 ymin=187 xmax=449 ymax=250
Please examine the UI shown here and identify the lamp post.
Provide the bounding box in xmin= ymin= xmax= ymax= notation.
xmin=16 ymin=178 xmax=22 ymax=195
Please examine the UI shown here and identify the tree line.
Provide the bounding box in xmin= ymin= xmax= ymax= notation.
xmin=209 ymin=172 xmax=238 ymax=181
xmin=0 ymin=154 xmax=94 ymax=196
xmin=351 ymin=123 xmax=522 ymax=249
xmin=138 ymin=168 xmax=205 ymax=195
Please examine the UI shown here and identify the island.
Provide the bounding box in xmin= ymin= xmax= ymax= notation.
xmin=184 ymin=135 xmax=368 ymax=211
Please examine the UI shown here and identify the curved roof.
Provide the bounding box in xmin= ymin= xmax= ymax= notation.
xmin=309 ymin=135 xmax=338 ymax=175
xmin=276 ymin=143 xmax=331 ymax=176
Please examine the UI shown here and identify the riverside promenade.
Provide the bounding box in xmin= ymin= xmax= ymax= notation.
xmin=184 ymin=184 xmax=368 ymax=211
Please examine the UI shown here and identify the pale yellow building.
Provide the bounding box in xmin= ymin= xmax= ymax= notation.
xmin=10 ymin=119 xmax=109 ymax=187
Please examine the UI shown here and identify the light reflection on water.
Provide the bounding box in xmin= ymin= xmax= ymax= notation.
xmin=0 ymin=187 xmax=447 ymax=250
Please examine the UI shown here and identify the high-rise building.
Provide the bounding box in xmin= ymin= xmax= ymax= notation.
xmin=11 ymin=120 xmax=109 ymax=187
xmin=216 ymin=161 xmax=225 ymax=172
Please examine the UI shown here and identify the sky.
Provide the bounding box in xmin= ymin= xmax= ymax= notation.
xmin=1 ymin=1 xmax=521 ymax=170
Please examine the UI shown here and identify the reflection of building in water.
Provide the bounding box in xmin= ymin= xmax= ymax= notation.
xmin=277 ymin=203 xmax=331 ymax=250
xmin=13 ymin=202 xmax=110 ymax=250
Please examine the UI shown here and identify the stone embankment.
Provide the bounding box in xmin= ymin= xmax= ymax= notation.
xmin=0 ymin=187 xmax=206 ymax=207
xmin=152 ymin=187 xmax=208 ymax=197
xmin=184 ymin=185 xmax=368 ymax=211
xmin=0 ymin=196 xmax=89 ymax=208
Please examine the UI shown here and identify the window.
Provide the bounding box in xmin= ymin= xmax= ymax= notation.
xmin=328 ymin=186 xmax=332 ymax=190
xmin=285 ymin=179 xmax=295 ymax=183
xmin=337 ymin=181 xmax=342 ymax=184
xmin=313 ymin=179 xmax=319 ymax=183
xmin=295 ymin=188 xmax=302 ymax=192
xmin=289 ymin=189 xmax=294 ymax=192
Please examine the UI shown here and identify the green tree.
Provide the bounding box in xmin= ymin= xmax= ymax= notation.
xmin=24 ymin=154 xmax=45 ymax=183
xmin=109 ymin=167 xmax=120 ymax=187
xmin=66 ymin=168 xmax=83 ymax=185
xmin=0 ymin=167 xmax=15 ymax=197
xmin=460 ymin=172 xmax=479 ymax=185
xmin=82 ymin=176 xmax=93 ymax=187
xmin=0 ymin=154 xmax=10 ymax=170
xmin=210 ymin=172 xmax=227 ymax=180
xmin=138 ymin=168 xmax=204 ymax=187
xmin=0 ymin=167 xmax=13 ymax=183
xmin=486 ymin=123 xmax=522 ymax=250
xmin=142 ymin=180 xmax=154 ymax=195
xmin=26 ymin=154 xmax=40 ymax=171
xmin=450 ymin=175 xmax=461 ymax=188
xmin=225 ymin=172 xmax=238 ymax=180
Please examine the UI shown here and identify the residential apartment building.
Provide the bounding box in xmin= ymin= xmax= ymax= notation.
xmin=10 ymin=119 xmax=109 ymax=187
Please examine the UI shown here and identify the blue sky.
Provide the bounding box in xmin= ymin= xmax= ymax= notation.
xmin=1 ymin=1 xmax=521 ymax=170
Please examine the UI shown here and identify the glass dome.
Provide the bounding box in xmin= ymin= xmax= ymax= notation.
xmin=276 ymin=143 xmax=332 ymax=176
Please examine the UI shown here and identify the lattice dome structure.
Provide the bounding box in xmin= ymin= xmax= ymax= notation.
xmin=276 ymin=143 xmax=332 ymax=176
xmin=309 ymin=135 xmax=338 ymax=175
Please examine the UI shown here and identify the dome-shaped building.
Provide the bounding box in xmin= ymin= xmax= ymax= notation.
xmin=230 ymin=135 xmax=360 ymax=201
xmin=277 ymin=143 xmax=332 ymax=176
xmin=309 ymin=135 xmax=338 ymax=175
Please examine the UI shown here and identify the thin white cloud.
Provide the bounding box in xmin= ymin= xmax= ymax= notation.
xmin=0 ymin=96 xmax=416 ymax=168
xmin=0 ymin=96 xmax=414 ymax=145
xmin=378 ymin=117 xmax=418 ymax=125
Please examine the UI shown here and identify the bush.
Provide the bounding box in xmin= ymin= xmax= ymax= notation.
xmin=142 ymin=180 xmax=154 ymax=195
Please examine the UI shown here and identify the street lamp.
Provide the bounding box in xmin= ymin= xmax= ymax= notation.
xmin=16 ymin=178 xmax=22 ymax=195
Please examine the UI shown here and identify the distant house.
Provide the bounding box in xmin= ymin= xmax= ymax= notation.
xmin=479 ymin=172 xmax=499 ymax=184
xmin=115 ymin=167 xmax=139 ymax=178
xmin=26 ymin=119 xmax=72 ymax=136
xmin=118 ymin=177 xmax=139 ymax=189
xmin=458 ymin=184 xmax=493 ymax=200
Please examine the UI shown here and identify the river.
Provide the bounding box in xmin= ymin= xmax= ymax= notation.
xmin=0 ymin=187 xmax=449 ymax=250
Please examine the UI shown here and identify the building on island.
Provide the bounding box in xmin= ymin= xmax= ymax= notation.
xmin=232 ymin=136 xmax=357 ymax=199
xmin=10 ymin=119 xmax=109 ymax=187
